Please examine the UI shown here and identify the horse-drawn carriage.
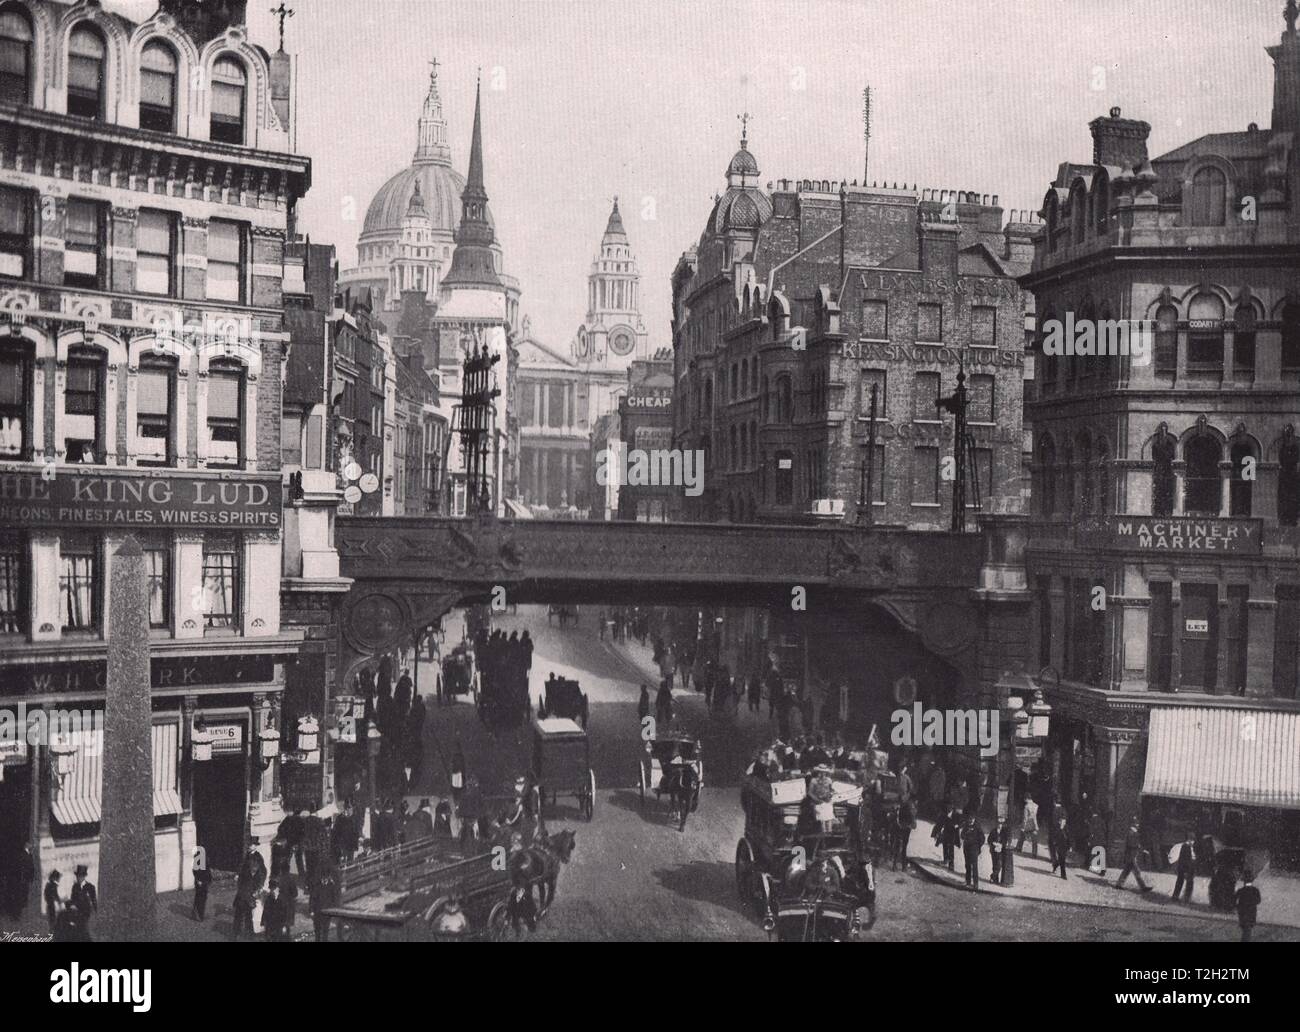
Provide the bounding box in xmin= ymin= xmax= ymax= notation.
xmin=638 ymin=731 xmax=703 ymax=823
xmin=440 ymin=643 xmax=477 ymax=705
xmin=538 ymin=675 xmax=589 ymax=728
xmin=547 ymin=604 xmax=580 ymax=627
xmin=533 ymin=717 xmax=595 ymax=821
xmin=735 ymin=774 xmax=876 ymax=941
xmin=477 ymin=666 xmax=530 ymax=729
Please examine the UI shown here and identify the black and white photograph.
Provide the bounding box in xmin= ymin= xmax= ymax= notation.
xmin=0 ymin=0 xmax=1297 ymax=986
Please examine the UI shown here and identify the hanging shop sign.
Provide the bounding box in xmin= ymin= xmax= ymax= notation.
xmin=0 ymin=471 xmax=282 ymax=529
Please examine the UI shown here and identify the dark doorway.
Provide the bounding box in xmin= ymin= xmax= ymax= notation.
xmin=192 ymin=752 xmax=247 ymax=871
xmin=1179 ymin=583 xmax=1219 ymax=692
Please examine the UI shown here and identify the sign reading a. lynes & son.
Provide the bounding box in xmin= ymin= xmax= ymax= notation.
xmin=1076 ymin=516 xmax=1263 ymax=554
xmin=0 ymin=470 xmax=281 ymax=529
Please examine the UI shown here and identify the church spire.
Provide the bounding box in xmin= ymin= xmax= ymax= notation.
xmin=414 ymin=56 xmax=451 ymax=165
xmin=603 ymin=196 xmax=628 ymax=243
xmin=443 ymin=74 xmax=502 ymax=288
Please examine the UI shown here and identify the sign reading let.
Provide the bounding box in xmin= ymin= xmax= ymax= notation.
xmin=1076 ymin=516 xmax=1263 ymax=554
xmin=0 ymin=470 xmax=282 ymax=529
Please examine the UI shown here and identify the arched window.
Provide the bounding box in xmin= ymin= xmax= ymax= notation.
xmin=1152 ymin=428 xmax=1176 ymax=517
xmin=210 ymin=56 xmax=247 ymax=144
xmin=1154 ymin=303 xmax=1178 ymax=375
xmin=0 ymin=5 xmax=34 ymax=105
xmin=1229 ymin=437 xmax=1256 ymax=517
xmin=64 ymin=345 xmax=106 ymax=464
xmin=1233 ymin=304 xmax=1256 ymax=378
xmin=67 ymin=24 xmax=106 ymax=120
xmin=775 ymin=375 xmax=792 ymax=423
xmin=1184 ymin=433 xmax=1222 ymax=515
xmin=139 ymin=40 xmax=178 ymax=132
xmin=1036 ymin=435 xmax=1056 ymax=516
xmin=1187 ymin=294 xmax=1225 ymax=374
xmin=1282 ymin=302 xmax=1300 ymax=372
xmin=0 ymin=335 xmax=32 ymax=459
xmin=730 ymin=363 xmax=738 ymax=400
xmin=1187 ymin=167 xmax=1226 ymax=227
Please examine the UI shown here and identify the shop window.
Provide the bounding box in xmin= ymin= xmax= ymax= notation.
xmin=0 ymin=6 xmax=33 ymax=104
xmin=206 ymin=360 xmax=244 ymax=467
xmin=911 ymin=445 xmax=939 ymax=505
xmin=136 ymin=209 xmax=176 ymax=296
xmin=201 ymin=536 xmax=239 ymax=630
xmin=0 ymin=531 xmax=25 ymax=634
xmin=67 ymin=25 xmax=105 ymax=120
xmin=64 ymin=198 xmax=104 ymax=289
xmin=206 ymin=219 xmax=245 ymax=302
xmin=1183 ymin=433 xmax=1222 ymax=515
xmin=64 ymin=347 xmax=104 ymax=464
xmin=1186 ymin=167 xmax=1226 ymax=227
xmin=0 ymin=183 xmax=31 ymax=278
xmin=1233 ymin=305 xmax=1255 ymax=378
xmin=1224 ymin=585 xmax=1249 ymax=696
xmin=139 ymin=41 xmax=178 ymax=133
xmin=60 ymin=536 xmax=99 ymax=633
xmin=917 ymin=302 xmax=942 ymax=343
xmin=136 ymin=356 xmax=175 ymax=466
xmin=1148 ymin=582 xmax=1173 ymax=691
xmin=143 ymin=540 xmax=170 ymax=629
xmin=1275 ymin=585 xmax=1300 ymax=699
xmin=0 ymin=338 xmax=30 ymax=459
xmin=210 ymin=56 xmax=247 ymax=144
xmin=1154 ymin=304 xmax=1178 ymax=375
xmin=1180 ymin=583 xmax=1219 ymax=692
xmin=971 ymin=305 xmax=996 ymax=347
xmin=862 ymin=300 xmax=888 ymax=339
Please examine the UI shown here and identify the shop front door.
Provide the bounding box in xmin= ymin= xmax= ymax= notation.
xmin=192 ymin=754 xmax=247 ymax=871
xmin=1180 ymin=584 xmax=1219 ymax=692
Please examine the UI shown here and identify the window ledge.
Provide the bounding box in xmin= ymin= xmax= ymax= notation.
xmin=911 ymin=502 xmax=942 ymax=508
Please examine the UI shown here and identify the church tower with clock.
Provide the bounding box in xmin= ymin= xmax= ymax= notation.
xmin=573 ymin=198 xmax=649 ymax=378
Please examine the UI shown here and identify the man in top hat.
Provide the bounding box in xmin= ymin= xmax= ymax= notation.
xmin=69 ymin=864 xmax=97 ymax=918
xmin=233 ymin=838 xmax=267 ymax=939
xmin=988 ymin=817 xmax=1006 ymax=885
xmin=1115 ymin=818 xmax=1154 ymax=893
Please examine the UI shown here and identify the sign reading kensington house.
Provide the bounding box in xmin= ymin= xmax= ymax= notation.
xmin=0 ymin=470 xmax=282 ymax=529
xmin=1076 ymin=516 xmax=1263 ymax=554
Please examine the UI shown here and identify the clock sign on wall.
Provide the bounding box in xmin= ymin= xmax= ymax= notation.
xmin=609 ymin=330 xmax=634 ymax=356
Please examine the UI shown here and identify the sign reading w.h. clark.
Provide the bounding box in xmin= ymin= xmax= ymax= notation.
xmin=1076 ymin=516 xmax=1263 ymax=554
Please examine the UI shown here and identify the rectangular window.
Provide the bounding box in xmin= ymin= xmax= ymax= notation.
xmin=1179 ymin=583 xmax=1218 ymax=692
xmin=136 ymin=359 xmax=174 ymax=466
xmin=144 ymin=542 xmax=170 ymax=629
xmin=205 ymin=220 xmax=245 ymax=302
xmin=1187 ymin=328 xmax=1224 ymax=373
xmin=911 ymin=446 xmax=939 ymax=505
xmin=913 ymin=371 xmax=940 ymax=421
xmin=0 ymin=345 xmax=29 ymax=458
xmin=917 ymin=302 xmax=943 ymax=343
xmin=1224 ymin=585 xmax=1249 ymax=696
xmin=861 ymin=300 xmax=888 ymax=339
xmin=0 ymin=533 xmax=25 ymax=634
xmin=60 ymin=537 xmax=99 ymax=632
xmin=0 ymin=184 xmax=31 ymax=278
xmin=206 ymin=364 xmax=243 ymax=467
xmin=1274 ymin=585 xmax=1300 ymax=700
xmin=281 ymin=412 xmax=303 ymax=466
xmin=64 ymin=198 xmax=103 ymax=288
xmin=1149 ymin=582 xmax=1173 ymax=691
xmin=971 ymin=305 xmax=996 ymax=347
xmin=136 ymin=209 xmax=175 ymax=296
xmin=201 ymin=538 xmax=239 ymax=630
xmin=861 ymin=368 xmax=886 ymax=417
xmin=968 ymin=373 xmax=995 ymax=423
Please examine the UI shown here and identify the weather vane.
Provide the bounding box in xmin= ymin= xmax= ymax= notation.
xmin=738 ymin=110 xmax=751 ymax=144
xmin=270 ymin=2 xmax=295 ymax=51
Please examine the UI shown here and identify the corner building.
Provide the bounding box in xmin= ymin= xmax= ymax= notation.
xmin=1022 ymin=7 xmax=1300 ymax=866
xmin=0 ymin=0 xmax=310 ymax=888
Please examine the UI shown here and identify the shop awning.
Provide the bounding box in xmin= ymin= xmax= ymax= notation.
xmin=152 ymin=720 xmax=181 ymax=816
xmin=1143 ymin=706 xmax=1300 ymax=810
xmin=51 ymin=728 xmax=102 ymax=827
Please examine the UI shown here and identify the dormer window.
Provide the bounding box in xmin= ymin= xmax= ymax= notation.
xmin=1187 ymin=167 xmax=1227 ymax=227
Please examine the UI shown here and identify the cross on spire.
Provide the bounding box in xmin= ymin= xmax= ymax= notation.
xmin=428 ymin=56 xmax=440 ymax=84
xmin=269 ymin=2 xmax=294 ymax=51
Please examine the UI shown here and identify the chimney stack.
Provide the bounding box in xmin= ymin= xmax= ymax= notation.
xmin=1088 ymin=106 xmax=1151 ymax=168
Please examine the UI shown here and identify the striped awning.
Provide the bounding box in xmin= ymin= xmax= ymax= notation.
xmin=51 ymin=719 xmax=182 ymax=824
xmin=1143 ymin=706 xmax=1300 ymax=810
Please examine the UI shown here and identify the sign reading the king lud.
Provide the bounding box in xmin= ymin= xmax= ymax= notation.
xmin=1076 ymin=516 xmax=1263 ymax=554
xmin=0 ymin=471 xmax=281 ymax=529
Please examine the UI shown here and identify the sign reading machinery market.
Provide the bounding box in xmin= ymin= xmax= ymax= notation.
xmin=0 ymin=471 xmax=281 ymax=529
xmin=1076 ymin=516 xmax=1263 ymax=554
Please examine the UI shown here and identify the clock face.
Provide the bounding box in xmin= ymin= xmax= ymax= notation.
xmin=610 ymin=331 xmax=634 ymax=357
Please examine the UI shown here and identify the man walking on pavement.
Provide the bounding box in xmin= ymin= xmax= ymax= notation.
xmin=1235 ymin=870 xmax=1261 ymax=942
xmin=1049 ymin=812 xmax=1070 ymax=880
xmin=933 ymin=806 xmax=959 ymax=871
xmin=989 ymin=817 xmax=1005 ymax=885
xmin=1016 ymin=796 xmax=1039 ymax=857
xmin=1115 ymin=819 xmax=1154 ymax=893
xmin=961 ymin=816 xmax=985 ymax=890
xmin=1172 ymin=832 xmax=1197 ymax=902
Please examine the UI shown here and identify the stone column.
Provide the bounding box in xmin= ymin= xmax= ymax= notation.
xmin=99 ymin=536 xmax=157 ymax=940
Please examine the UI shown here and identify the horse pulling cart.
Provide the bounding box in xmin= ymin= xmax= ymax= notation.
xmin=735 ymin=774 xmax=876 ymax=941
xmin=440 ymin=643 xmax=477 ymax=706
xmin=533 ymin=717 xmax=595 ymax=821
xmin=638 ymin=731 xmax=703 ymax=822
xmin=539 ymin=675 xmax=589 ymax=728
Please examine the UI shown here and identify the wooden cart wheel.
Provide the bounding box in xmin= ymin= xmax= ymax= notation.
xmin=487 ymin=901 xmax=511 ymax=941
xmin=735 ymin=838 xmax=754 ymax=902
xmin=582 ymin=770 xmax=596 ymax=820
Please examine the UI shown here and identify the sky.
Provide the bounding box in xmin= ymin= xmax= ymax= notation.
xmin=113 ymin=0 xmax=1284 ymax=350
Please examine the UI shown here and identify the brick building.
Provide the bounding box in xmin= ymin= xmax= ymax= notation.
xmin=1021 ymin=5 xmax=1300 ymax=865
xmin=616 ymin=349 xmax=674 ymax=521
xmin=0 ymin=0 xmax=310 ymax=885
